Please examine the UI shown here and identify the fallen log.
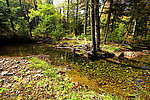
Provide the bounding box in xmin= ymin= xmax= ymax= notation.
xmin=56 ymin=46 xmax=74 ymax=50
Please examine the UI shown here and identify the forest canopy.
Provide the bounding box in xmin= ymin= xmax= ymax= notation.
xmin=0 ymin=0 xmax=149 ymax=48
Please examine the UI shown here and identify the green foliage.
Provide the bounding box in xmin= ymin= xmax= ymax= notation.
xmin=29 ymin=57 xmax=51 ymax=70
xmin=111 ymin=23 xmax=127 ymax=43
xmin=0 ymin=0 xmax=31 ymax=38
xmin=29 ymin=4 xmax=66 ymax=40
xmin=0 ymin=88 xmax=9 ymax=94
xmin=0 ymin=0 xmax=9 ymax=34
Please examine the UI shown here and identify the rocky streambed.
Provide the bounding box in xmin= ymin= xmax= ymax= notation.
xmin=0 ymin=55 xmax=46 ymax=98
xmin=0 ymin=55 xmax=105 ymax=99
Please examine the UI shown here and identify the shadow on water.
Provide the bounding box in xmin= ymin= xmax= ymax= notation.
xmin=0 ymin=43 xmax=149 ymax=99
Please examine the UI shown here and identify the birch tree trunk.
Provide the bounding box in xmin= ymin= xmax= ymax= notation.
xmin=88 ymin=6 xmax=90 ymax=26
xmin=132 ymin=18 xmax=137 ymax=38
xmin=99 ymin=0 xmax=106 ymax=19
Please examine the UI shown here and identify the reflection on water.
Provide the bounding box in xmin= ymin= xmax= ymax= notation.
xmin=0 ymin=43 xmax=149 ymax=99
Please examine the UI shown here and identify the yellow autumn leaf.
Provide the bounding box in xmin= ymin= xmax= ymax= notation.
xmin=118 ymin=80 xmax=122 ymax=83
xmin=17 ymin=96 xmax=23 ymax=100
xmin=18 ymin=78 xmax=24 ymax=84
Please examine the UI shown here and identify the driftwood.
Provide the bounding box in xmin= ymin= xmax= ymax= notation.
xmin=57 ymin=46 xmax=74 ymax=50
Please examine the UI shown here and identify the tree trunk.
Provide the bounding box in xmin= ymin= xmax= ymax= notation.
xmin=88 ymin=6 xmax=90 ymax=26
xmin=23 ymin=0 xmax=32 ymax=37
xmin=99 ymin=1 xmax=106 ymax=19
xmin=122 ymin=15 xmax=133 ymax=44
xmin=19 ymin=0 xmax=25 ymax=35
xmin=33 ymin=0 xmax=38 ymax=28
xmin=71 ymin=0 xmax=75 ymax=33
xmin=62 ymin=6 xmax=66 ymax=29
xmin=111 ymin=9 xmax=116 ymax=34
xmin=6 ymin=0 xmax=15 ymax=31
xmin=19 ymin=0 xmax=22 ymax=14
xmin=90 ymin=0 xmax=96 ymax=56
xmin=75 ymin=0 xmax=78 ymax=36
xmin=95 ymin=0 xmax=100 ymax=50
xmin=34 ymin=0 xmax=37 ymax=11
xmin=84 ymin=0 xmax=88 ymax=44
xmin=103 ymin=0 xmax=113 ymax=44
xmin=67 ymin=0 xmax=69 ymax=30
xmin=132 ymin=18 xmax=137 ymax=38
xmin=144 ymin=19 xmax=148 ymax=39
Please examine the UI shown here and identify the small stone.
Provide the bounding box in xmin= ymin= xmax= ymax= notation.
xmin=34 ymin=74 xmax=43 ymax=77
xmin=0 ymin=68 xmax=3 ymax=71
xmin=11 ymin=62 xmax=15 ymax=66
xmin=27 ymin=62 xmax=31 ymax=64
xmin=17 ymin=61 xmax=20 ymax=64
xmin=0 ymin=59 xmax=4 ymax=63
xmin=37 ymin=70 xmax=42 ymax=73
xmin=24 ymin=60 xmax=28 ymax=63
xmin=5 ymin=61 xmax=10 ymax=64
xmin=5 ymin=58 xmax=9 ymax=61
xmin=7 ymin=73 xmax=14 ymax=76
xmin=0 ymin=79 xmax=3 ymax=82
xmin=12 ymin=65 xmax=18 ymax=69
xmin=31 ymin=71 xmax=36 ymax=73
xmin=1 ymin=71 xmax=8 ymax=76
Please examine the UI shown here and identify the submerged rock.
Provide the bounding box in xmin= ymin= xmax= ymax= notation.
xmin=12 ymin=65 xmax=18 ymax=69
xmin=0 ymin=59 xmax=5 ymax=63
xmin=0 ymin=68 xmax=3 ymax=71
xmin=1 ymin=71 xmax=8 ymax=76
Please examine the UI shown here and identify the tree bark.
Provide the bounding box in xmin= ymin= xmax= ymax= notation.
xmin=103 ymin=0 xmax=113 ymax=44
xmin=88 ymin=6 xmax=90 ymax=26
xmin=84 ymin=0 xmax=88 ymax=44
xmin=111 ymin=9 xmax=116 ymax=34
xmin=95 ymin=0 xmax=100 ymax=50
xmin=75 ymin=0 xmax=78 ymax=36
xmin=33 ymin=0 xmax=38 ymax=28
xmin=67 ymin=0 xmax=69 ymax=30
xmin=19 ymin=0 xmax=25 ymax=34
xmin=90 ymin=0 xmax=96 ymax=56
xmin=71 ymin=0 xmax=75 ymax=33
xmin=122 ymin=15 xmax=133 ymax=44
xmin=99 ymin=1 xmax=106 ymax=19
xmin=34 ymin=0 xmax=37 ymax=11
xmin=132 ymin=18 xmax=137 ymax=38
xmin=24 ymin=0 xmax=32 ymax=37
xmin=144 ymin=19 xmax=148 ymax=39
xmin=6 ymin=0 xmax=15 ymax=31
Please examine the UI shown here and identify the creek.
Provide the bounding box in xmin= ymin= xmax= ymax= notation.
xmin=0 ymin=43 xmax=149 ymax=99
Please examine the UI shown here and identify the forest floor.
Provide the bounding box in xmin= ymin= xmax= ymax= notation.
xmin=0 ymin=55 xmax=108 ymax=99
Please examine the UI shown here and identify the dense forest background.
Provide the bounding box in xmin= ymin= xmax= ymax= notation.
xmin=0 ymin=0 xmax=149 ymax=50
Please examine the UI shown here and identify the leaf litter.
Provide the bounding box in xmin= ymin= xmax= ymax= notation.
xmin=0 ymin=55 xmax=107 ymax=99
